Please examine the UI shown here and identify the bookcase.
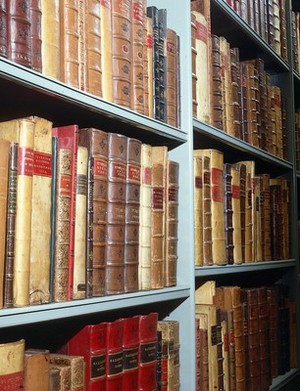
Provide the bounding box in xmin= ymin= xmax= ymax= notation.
xmin=0 ymin=1 xmax=299 ymax=391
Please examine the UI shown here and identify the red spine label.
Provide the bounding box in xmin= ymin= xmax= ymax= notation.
xmin=168 ymin=186 xmax=178 ymax=202
xmin=232 ymin=184 xmax=240 ymax=199
xmin=133 ymin=2 xmax=143 ymax=22
xmin=147 ymin=33 xmax=153 ymax=49
xmin=128 ymin=164 xmax=141 ymax=182
xmin=0 ymin=371 xmax=24 ymax=390
xmin=59 ymin=175 xmax=71 ymax=197
xmin=142 ymin=167 xmax=151 ymax=185
xmin=33 ymin=151 xmax=52 ymax=177
xmin=101 ymin=0 xmax=111 ymax=9
xmin=152 ymin=187 xmax=164 ymax=209
xmin=110 ymin=162 xmax=126 ymax=180
xmin=18 ymin=147 xmax=34 ymax=176
xmin=94 ymin=158 xmax=108 ymax=178
xmin=196 ymin=20 xmax=207 ymax=44
xmin=211 ymin=167 xmax=223 ymax=202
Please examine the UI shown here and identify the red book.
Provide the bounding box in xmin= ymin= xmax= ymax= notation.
xmin=106 ymin=318 xmax=124 ymax=391
xmin=138 ymin=312 xmax=158 ymax=391
xmin=60 ymin=322 xmax=107 ymax=391
xmin=52 ymin=124 xmax=79 ymax=301
xmin=122 ymin=316 xmax=140 ymax=390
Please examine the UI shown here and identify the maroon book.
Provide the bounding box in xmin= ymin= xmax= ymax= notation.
xmin=60 ymin=322 xmax=107 ymax=391
xmin=138 ymin=312 xmax=158 ymax=391
xmin=122 ymin=316 xmax=140 ymax=390
xmin=0 ymin=0 xmax=7 ymax=58
xmin=106 ymin=318 xmax=124 ymax=391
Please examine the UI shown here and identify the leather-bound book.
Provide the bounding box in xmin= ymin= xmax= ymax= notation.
xmin=231 ymin=164 xmax=242 ymax=264
xmin=240 ymin=0 xmax=247 ymax=21
xmin=281 ymin=96 xmax=288 ymax=160
xmin=100 ymin=0 xmax=113 ymax=102
xmin=210 ymin=34 xmax=223 ymax=130
xmin=277 ymin=284 xmax=290 ymax=375
xmin=258 ymin=0 xmax=265 ymax=40
xmin=224 ymin=163 xmax=234 ymax=264
xmin=194 ymin=155 xmax=203 ymax=266
xmin=156 ymin=329 xmax=163 ymax=389
xmin=194 ymin=149 xmax=226 ymax=265
xmin=192 ymin=9 xmax=210 ymax=123
xmin=286 ymin=298 xmax=298 ymax=369
xmin=0 ymin=0 xmax=7 ymax=58
xmin=7 ymin=0 xmax=31 ymax=68
xmin=157 ymin=8 xmax=167 ymax=123
xmin=220 ymin=309 xmax=229 ymax=391
xmin=105 ymin=133 xmax=127 ymax=295
xmin=266 ymin=286 xmax=279 ymax=379
xmin=165 ymin=160 xmax=179 ymax=287
xmin=253 ymin=0 xmax=260 ymax=35
xmin=230 ymin=47 xmax=242 ymax=139
xmin=279 ymin=0 xmax=287 ymax=60
xmin=3 ymin=143 xmax=18 ymax=309
xmin=61 ymin=322 xmax=107 ymax=390
xmin=198 ymin=317 xmax=209 ymax=391
xmin=52 ymin=124 xmax=79 ymax=302
xmin=0 ymin=339 xmax=25 ymax=390
xmin=49 ymin=134 xmax=57 ymax=302
xmin=273 ymin=0 xmax=281 ymax=56
xmin=246 ymin=0 xmax=255 ymax=30
xmin=111 ymin=0 xmax=132 ymax=108
xmin=60 ymin=0 xmax=80 ymax=89
xmin=222 ymin=308 xmax=236 ymax=391
xmin=50 ymin=354 xmax=85 ymax=391
xmin=273 ymin=85 xmax=283 ymax=158
xmin=122 ymin=316 xmax=139 ymax=390
xmin=72 ymin=145 xmax=88 ymax=299
xmin=124 ymin=137 xmax=142 ymax=293
xmin=266 ymin=74 xmax=276 ymax=155
xmin=131 ymin=0 xmax=146 ymax=114
xmin=138 ymin=312 xmax=158 ymax=391
xmin=0 ymin=139 xmax=9 ymax=308
xmin=266 ymin=0 xmax=275 ymax=47
xmin=49 ymin=359 xmax=71 ymax=391
xmin=165 ymin=28 xmax=178 ymax=127
xmin=105 ymin=318 xmax=124 ymax=390
xmin=258 ymin=174 xmax=271 ymax=261
xmin=24 ymin=349 xmax=50 ymax=391
xmin=281 ymin=179 xmax=290 ymax=259
xmin=30 ymin=0 xmax=42 ymax=72
xmin=142 ymin=6 xmax=149 ymax=117
xmin=232 ymin=163 xmax=245 ymax=263
xmin=0 ymin=117 xmax=36 ymax=307
xmin=191 ymin=12 xmax=198 ymax=118
xmin=253 ymin=177 xmax=262 ymax=262
xmin=195 ymin=318 xmax=200 ymax=390
xmin=202 ymin=155 xmax=213 ymax=266
xmin=41 ymin=0 xmax=60 ymax=80
xmin=78 ymin=127 xmax=108 ymax=297
xmin=138 ymin=144 xmax=152 ymax=290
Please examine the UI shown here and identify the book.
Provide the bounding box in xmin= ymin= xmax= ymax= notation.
xmin=146 ymin=13 xmax=154 ymax=118
xmin=49 ymin=367 xmax=61 ymax=390
xmin=138 ymin=143 xmax=152 ymax=290
xmin=49 ymin=361 xmax=71 ymax=390
xmin=0 ymin=117 xmax=36 ymax=307
xmin=106 ymin=318 xmax=124 ymax=390
xmin=30 ymin=0 xmax=42 ymax=73
xmin=122 ymin=316 xmax=140 ymax=390
xmin=50 ymin=353 xmax=85 ymax=391
xmin=231 ymin=163 xmax=243 ymax=264
xmin=61 ymin=322 xmax=107 ymax=390
xmin=166 ymin=28 xmax=178 ymax=127
xmin=105 ymin=132 xmax=127 ymax=295
xmin=266 ymin=286 xmax=279 ymax=379
xmin=100 ymin=0 xmax=113 ymax=102
xmin=0 ymin=0 xmax=7 ymax=58
xmin=193 ymin=156 xmax=203 ymax=266
xmin=23 ymin=349 xmax=50 ymax=391
xmin=191 ymin=12 xmax=198 ymax=118
xmin=224 ymin=163 xmax=234 ymax=264
xmin=210 ymin=34 xmax=223 ymax=130
xmin=0 ymin=339 xmax=25 ymax=390
xmin=124 ymin=137 xmax=142 ymax=293
xmin=72 ymin=145 xmax=88 ymax=299
xmin=0 ymin=138 xmax=9 ymax=308
xmin=78 ymin=127 xmax=108 ymax=297
xmin=157 ymin=8 xmax=167 ymax=123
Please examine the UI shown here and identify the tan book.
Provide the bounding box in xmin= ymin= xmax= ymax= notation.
xmin=0 ymin=339 xmax=25 ymax=389
xmin=142 ymin=6 xmax=149 ymax=117
xmin=253 ymin=176 xmax=262 ymax=262
xmin=29 ymin=117 xmax=53 ymax=305
xmin=138 ymin=144 xmax=152 ymax=290
xmin=194 ymin=155 xmax=203 ymax=266
xmin=41 ymin=0 xmax=61 ymax=80
xmin=0 ymin=117 xmax=36 ymax=307
xmin=73 ymin=145 xmax=88 ymax=299
xmin=100 ymin=0 xmax=113 ymax=102
xmin=194 ymin=149 xmax=226 ymax=265
xmin=146 ymin=15 xmax=154 ymax=118
xmin=60 ymin=0 xmax=80 ymax=89
xmin=191 ymin=12 xmax=198 ymax=118
xmin=0 ymin=139 xmax=10 ymax=308
xmin=49 ymin=354 xmax=85 ymax=391
xmin=166 ymin=28 xmax=178 ymax=127
xmin=231 ymin=165 xmax=242 ymax=264
xmin=192 ymin=10 xmax=210 ymax=123
xmin=258 ymin=174 xmax=271 ymax=261
xmin=24 ymin=349 xmax=50 ymax=391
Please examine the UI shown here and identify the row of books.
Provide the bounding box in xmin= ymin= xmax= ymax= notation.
xmin=292 ymin=11 xmax=300 ymax=74
xmin=0 ymin=312 xmax=180 ymax=391
xmin=0 ymin=116 xmax=179 ymax=309
xmin=0 ymin=1 xmax=181 ymax=127
xmin=195 ymin=281 xmax=297 ymax=391
xmin=220 ymin=0 xmax=288 ymax=60
xmin=194 ymin=149 xmax=290 ymax=266
xmin=191 ymin=5 xmax=287 ymax=159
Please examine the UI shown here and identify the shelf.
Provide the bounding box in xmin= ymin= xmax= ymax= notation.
xmin=193 ymin=119 xmax=293 ymax=174
xmin=195 ymin=259 xmax=297 ymax=278
xmin=0 ymin=286 xmax=190 ymax=328
xmin=210 ymin=0 xmax=290 ymax=73
xmin=270 ymin=368 xmax=300 ymax=390
xmin=0 ymin=58 xmax=187 ymax=148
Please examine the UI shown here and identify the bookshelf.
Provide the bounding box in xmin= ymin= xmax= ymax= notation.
xmin=0 ymin=1 xmax=299 ymax=391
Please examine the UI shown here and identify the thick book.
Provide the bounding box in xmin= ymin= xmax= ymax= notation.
xmin=23 ymin=349 xmax=50 ymax=391
xmin=7 ymin=0 xmax=31 ymax=68
xmin=266 ymin=286 xmax=279 ymax=379
xmin=210 ymin=34 xmax=223 ymax=130
xmin=0 ymin=138 xmax=9 ymax=308
xmin=166 ymin=28 xmax=178 ymax=127
xmin=78 ymin=127 xmax=108 ymax=297
xmin=124 ymin=137 xmax=142 ymax=293
xmin=122 ymin=316 xmax=140 ymax=390
xmin=100 ymin=0 xmax=113 ymax=102
xmin=231 ymin=164 xmax=243 ymax=264
xmin=138 ymin=143 xmax=152 ymax=290
xmin=194 ymin=155 xmax=203 ymax=266
xmin=157 ymin=8 xmax=167 ymax=123
xmin=230 ymin=47 xmax=242 ymax=139
xmin=105 ymin=132 xmax=127 ymax=295
xmin=0 ymin=339 xmax=25 ymax=390
xmin=146 ymin=13 xmax=154 ymax=118
xmin=30 ymin=0 xmax=42 ymax=73
xmin=0 ymin=117 xmax=36 ymax=307
xmin=3 ymin=143 xmax=18 ymax=309
xmin=191 ymin=12 xmax=198 ymax=118
xmin=61 ymin=322 xmax=107 ymax=390
xmin=50 ymin=353 xmax=85 ymax=391
xmin=224 ymin=163 xmax=234 ymax=264
xmin=106 ymin=318 xmax=124 ymax=390
xmin=0 ymin=0 xmax=7 ymax=58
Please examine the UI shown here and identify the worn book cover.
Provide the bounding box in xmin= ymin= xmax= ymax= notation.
xmin=24 ymin=349 xmax=50 ymax=391
xmin=0 ymin=339 xmax=25 ymax=390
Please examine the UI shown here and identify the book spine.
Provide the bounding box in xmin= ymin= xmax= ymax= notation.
xmin=86 ymin=156 xmax=94 ymax=298
xmin=266 ymin=287 xmax=279 ymax=379
xmin=124 ymin=137 xmax=142 ymax=293
xmin=267 ymin=0 xmax=275 ymax=47
xmin=100 ymin=0 xmax=113 ymax=101
xmin=122 ymin=316 xmax=139 ymax=390
xmin=202 ymin=155 xmax=213 ymax=266
xmin=211 ymin=34 xmax=223 ymax=130
xmin=191 ymin=13 xmax=198 ymax=118
xmin=106 ymin=319 xmax=124 ymax=390
xmin=7 ymin=0 xmax=31 ymax=68
xmin=230 ymin=47 xmax=241 ymax=139
xmin=231 ymin=165 xmax=242 ymax=264
xmin=0 ymin=339 xmax=25 ymax=389
xmin=194 ymin=156 xmax=203 ymax=266
xmin=224 ymin=163 xmax=234 ymax=264
xmin=166 ymin=28 xmax=178 ymax=127
xmin=158 ymin=9 xmax=167 ymax=123
xmin=105 ymin=133 xmax=127 ymax=295
xmin=143 ymin=7 xmax=149 ymax=117
xmin=0 ymin=0 xmax=7 ymax=58
xmin=24 ymin=349 xmax=50 ymax=391
xmin=273 ymin=0 xmax=281 ymax=56
xmin=30 ymin=0 xmax=42 ymax=72
xmin=279 ymin=0 xmax=288 ymax=61
xmin=111 ymin=0 xmax=132 ymax=108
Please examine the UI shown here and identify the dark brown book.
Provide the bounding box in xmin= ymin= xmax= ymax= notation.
xmin=0 ymin=0 xmax=7 ymax=58
xmin=259 ymin=0 xmax=265 ymax=41
xmin=221 ymin=308 xmax=236 ymax=391
xmin=253 ymin=0 xmax=260 ymax=35
xmin=247 ymin=0 xmax=255 ymax=30
xmin=224 ymin=163 xmax=234 ymax=264
xmin=78 ymin=127 xmax=108 ymax=297
xmin=124 ymin=137 xmax=142 ymax=293
xmin=211 ymin=34 xmax=223 ymax=130
xmin=230 ymin=47 xmax=241 ymax=139
xmin=165 ymin=160 xmax=179 ymax=287
xmin=30 ymin=0 xmax=42 ymax=72
xmin=279 ymin=0 xmax=288 ymax=61
xmin=266 ymin=0 xmax=275 ymax=48
xmin=3 ymin=143 xmax=18 ymax=308
xmin=199 ymin=326 xmax=209 ymax=391
xmin=258 ymin=174 xmax=271 ymax=261
xmin=158 ymin=8 xmax=167 ymax=123
xmin=105 ymin=132 xmax=127 ymax=295
xmin=266 ymin=286 xmax=279 ymax=379
xmin=191 ymin=12 xmax=198 ymax=118
xmin=7 ymin=0 xmax=31 ymax=68
xmin=277 ymin=284 xmax=290 ymax=375
xmin=111 ymin=0 xmax=132 ymax=108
